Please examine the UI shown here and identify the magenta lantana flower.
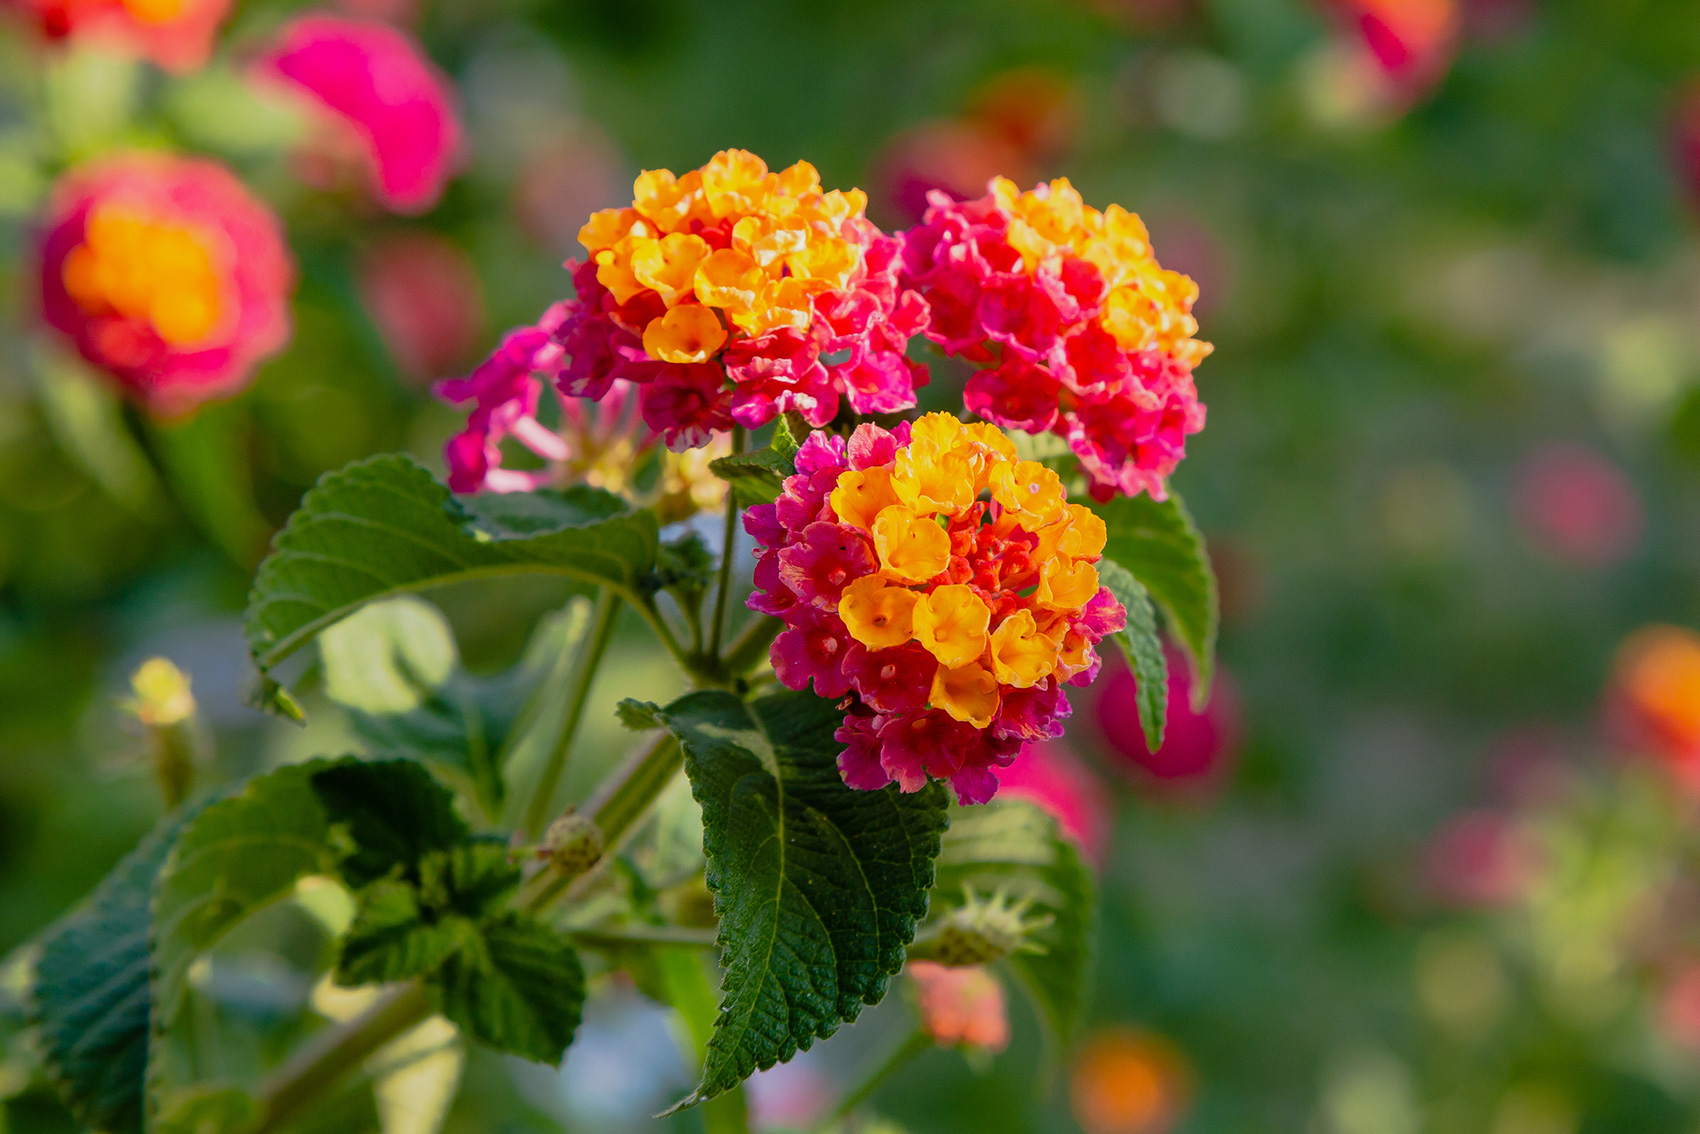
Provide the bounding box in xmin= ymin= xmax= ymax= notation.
xmin=900 ymin=177 xmax=1211 ymax=500
xmin=259 ymin=15 xmax=462 ymax=214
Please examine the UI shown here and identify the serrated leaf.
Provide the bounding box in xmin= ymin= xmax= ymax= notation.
xmin=311 ymin=760 xmax=468 ymax=889
xmin=321 ymin=596 xmax=589 ymax=814
xmin=773 ymin=411 xmax=808 ymax=459
xmin=1091 ymin=490 xmax=1217 ymax=704
xmin=244 ymin=454 xmax=659 ymax=715
xmin=652 ymin=689 xmax=949 ymax=1109
xmin=336 ymin=881 xmax=465 ymax=986
xmin=433 ymin=914 xmax=584 ymax=1064
xmin=709 ymin=448 xmax=795 ymax=507
xmin=1097 ymin=560 xmax=1168 ymax=751
xmin=930 ymin=798 xmax=1096 ymax=1048
xmin=32 ymin=811 xmax=197 ymax=1134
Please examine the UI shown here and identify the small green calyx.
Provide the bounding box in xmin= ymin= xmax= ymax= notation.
xmin=909 ymin=887 xmax=1054 ymax=967
xmin=540 ymin=810 xmax=605 ymax=880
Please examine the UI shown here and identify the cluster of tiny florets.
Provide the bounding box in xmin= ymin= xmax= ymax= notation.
xmin=746 ymin=413 xmax=1126 ymax=803
xmin=899 ymin=176 xmax=1210 ymax=500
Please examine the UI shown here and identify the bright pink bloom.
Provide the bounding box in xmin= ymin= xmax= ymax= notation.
xmin=37 ymin=153 xmax=293 ymax=416
xmin=995 ymin=741 xmax=1110 ymax=866
xmin=259 ymin=15 xmax=461 ymax=214
xmin=900 ymin=178 xmax=1210 ymax=499
xmin=6 ymin=0 xmax=232 ymax=72
xmin=1513 ymin=443 xmax=1642 ymax=567
xmin=357 ymin=232 xmax=482 ymax=381
xmin=1329 ymin=0 xmax=1459 ymax=96
xmin=1096 ymin=646 xmax=1239 ymax=790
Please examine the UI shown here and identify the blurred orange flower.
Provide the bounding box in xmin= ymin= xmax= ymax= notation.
xmin=1605 ymin=625 xmax=1700 ymax=789
xmin=907 ymin=961 xmax=1010 ymax=1052
xmin=6 ymin=0 xmax=231 ymax=72
xmin=1070 ymin=1028 xmax=1191 ymax=1134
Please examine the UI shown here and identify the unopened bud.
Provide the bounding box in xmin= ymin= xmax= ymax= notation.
xmin=540 ymin=811 xmax=604 ymax=880
xmin=908 ymin=888 xmax=1052 ymax=967
xmin=126 ymin=657 xmax=195 ymax=727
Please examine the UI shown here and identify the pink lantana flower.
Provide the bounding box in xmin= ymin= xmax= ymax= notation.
xmin=258 ymin=15 xmax=462 ymax=214
xmin=900 ymin=177 xmax=1210 ymax=500
xmin=37 ymin=153 xmax=293 ymax=416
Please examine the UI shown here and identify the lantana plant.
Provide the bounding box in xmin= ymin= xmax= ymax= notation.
xmin=24 ymin=151 xmax=1217 ymax=1133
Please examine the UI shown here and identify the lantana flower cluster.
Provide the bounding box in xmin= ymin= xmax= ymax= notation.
xmin=900 ymin=177 xmax=1210 ymax=500
xmin=746 ymin=413 xmax=1126 ymax=804
xmin=442 ymin=149 xmax=930 ymax=490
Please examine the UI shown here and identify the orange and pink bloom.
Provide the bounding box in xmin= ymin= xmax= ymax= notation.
xmin=747 ymin=413 xmax=1125 ymax=803
xmin=907 ymin=962 xmax=1009 ymax=1052
xmin=37 ymin=153 xmax=293 ymax=416
xmin=5 ymin=0 xmax=231 ymax=72
xmin=257 ymin=15 xmax=461 ymax=215
xmin=899 ymin=177 xmax=1210 ymax=500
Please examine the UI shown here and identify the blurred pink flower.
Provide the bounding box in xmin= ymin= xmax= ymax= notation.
xmin=744 ymin=1058 xmax=831 ymax=1130
xmin=1328 ymin=0 xmax=1459 ymax=95
xmin=1660 ymin=962 xmax=1700 ymax=1052
xmin=5 ymin=0 xmax=231 ymax=72
xmin=1095 ymin=646 xmax=1240 ymax=792
xmin=37 ymin=152 xmax=293 ymax=416
xmin=1422 ymin=810 xmax=1539 ymax=908
xmin=357 ymin=232 xmax=482 ymax=381
xmin=258 ymin=15 xmax=461 ymax=214
xmin=1674 ymin=81 xmax=1700 ymax=212
xmin=995 ymin=741 xmax=1111 ymax=866
xmin=512 ymin=127 xmax=624 ymax=254
xmin=908 ymin=962 xmax=1010 ymax=1052
xmin=1513 ymin=443 xmax=1642 ymax=567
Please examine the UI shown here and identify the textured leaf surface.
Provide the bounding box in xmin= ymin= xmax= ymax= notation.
xmin=709 ymin=447 xmax=795 ymax=506
xmin=1098 ymin=559 xmax=1169 ymax=751
xmin=434 ymin=914 xmax=584 ymax=1063
xmin=1092 ymin=490 xmax=1217 ymax=701
xmin=654 ymin=689 xmax=949 ymax=1108
xmin=931 ymin=798 xmax=1097 ymax=1047
xmin=244 ymin=455 xmax=657 ymax=714
xmin=32 ymin=813 xmax=193 ymax=1134
xmin=311 ymin=759 xmax=468 ymax=889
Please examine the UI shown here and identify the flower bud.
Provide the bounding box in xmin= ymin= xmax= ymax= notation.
xmin=122 ymin=657 xmax=204 ymax=807
xmin=539 ymin=810 xmax=604 ymax=880
xmin=908 ymin=887 xmax=1052 ymax=967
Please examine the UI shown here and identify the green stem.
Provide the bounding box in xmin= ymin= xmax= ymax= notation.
xmin=631 ymin=596 xmax=693 ymax=674
xmin=252 ymin=982 xmax=432 ymax=1134
xmin=660 ymin=948 xmax=749 ymax=1134
xmin=721 ymin=614 xmax=783 ymax=680
xmin=523 ymin=587 xmax=622 ymax=839
xmin=707 ymin=425 xmax=747 ymax=661
xmin=814 ymin=1026 xmax=931 ymax=1132
xmin=522 ymin=732 xmax=683 ymax=913
xmin=150 ymin=718 xmax=203 ymax=810
xmin=568 ymin=924 xmax=717 ymax=950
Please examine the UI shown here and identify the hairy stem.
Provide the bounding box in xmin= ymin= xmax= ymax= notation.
xmin=252 ymin=981 xmax=432 ymax=1134
xmin=707 ymin=425 xmax=747 ymax=661
xmin=814 ymin=1026 xmax=932 ymax=1131
xmin=523 ymin=586 xmax=622 ymax=839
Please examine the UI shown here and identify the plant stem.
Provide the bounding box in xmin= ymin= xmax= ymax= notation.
xmin=660 ymin=948 xmax=749 ymax=1134
xmin=721 ymin=613 xmax=783 ymax=680
xmin=522 ymin=731 xmax=683 ymax=913
xmin=252 ymin=981 xmax=432 ymax=1134
xmin=522 ymin=586 xmax=621 ymax=839
xmin=568 ymin=924 xmax=718 ymax=949
xmin=707 ymin=425 xmax=747 ymax=661
xmin=813 ymin=1026 xmax=932 ymax=1132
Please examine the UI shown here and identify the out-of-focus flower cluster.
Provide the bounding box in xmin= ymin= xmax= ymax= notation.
xmin=746 ymin=414 xmax=1126 ymax=803
xmin=900 ymin=177 xmax=1210 ymax=500
xmin=38 ymin=152 xmax=293 ymax=416
xmin=4 ymin=0 xmax=230 ymax=72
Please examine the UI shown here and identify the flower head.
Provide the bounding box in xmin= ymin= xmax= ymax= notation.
xmin=258 ymin=15 xmax=462 ymax=214
xmin=1604 ymin=624 xmax=1700 ymax=791
xmin=7 ymin=0 xmax=232 ymax=72
xmin=38 ymin=153 xmax=293 ymax=416
xmin=900 ymin=177 xmax=1209 ymax=500
xmin=457 ymin=150 xmax=929 ymax=452
xmin=907 ymin=962 xmax=1009 ymax=1052
xmin=748 ymin=413 xmax=1125 ymax=804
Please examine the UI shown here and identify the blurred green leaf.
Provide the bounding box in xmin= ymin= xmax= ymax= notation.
xmin=931 ymin=798 xmax=1096 ymax=1050
xmin=149 ymin=405 xmax=271 ymax=567
xmin=650 ymin=689 xmax=948 ymax=1110
xmin=153 ymin=1085 xmax=259 ymax=1134
xmin=31 ymin=346 xmax=164 ymax=521
xmin=244 ymin=455 xmax=659 ymax=717
xmin=1092 ymin=490 xmax=1217 ymax=705
xmin=1098 ymin=559 xmax=1168 ymax=751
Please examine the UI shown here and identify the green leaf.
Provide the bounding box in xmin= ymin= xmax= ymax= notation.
xmin=311 ymin=759 xmax=468 ymax=889
xmin=32 ymin=812 xmax=195 ymax=1134
xmin=709 ymin=447 xmax=796 ymax=507
xmin=652 ymin=689 xmax=949 ymax=1109
xmin=1091 ymin=490 xmax=1217 ymax=704
xmin=153 ymin=1085 xmax=259 ymax=1134
xmin=616 ymin=698 xmax=663 ymax=731
xmin=335 ymin=881 xmax=465 ymax=986
xmin=321 ymin=596 xmax=588 ymax=814
xmin=434 ymin=914 xmax=585 ymax=1064
xmin=1097 ymin=560 xmax=1168 ymax=751
xmin=773 ymin=411 xmax=809 ymax=459
xmin=244 ymin=454 xmax=659 ymax=715
xmin=930 ymin=798 xmax=1097 ymax=1048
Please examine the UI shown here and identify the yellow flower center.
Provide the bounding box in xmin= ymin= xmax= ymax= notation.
xmin=872 ymin=504 xmax=952 ymax=584
xmin=62 ymin=201 xmax=225 ymax=347
xmin=642 ymin=305 xmax=728 ymax=365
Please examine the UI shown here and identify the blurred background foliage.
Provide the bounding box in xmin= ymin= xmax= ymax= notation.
xmin=6 ymin=0 xmax=1700 ymax=1132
